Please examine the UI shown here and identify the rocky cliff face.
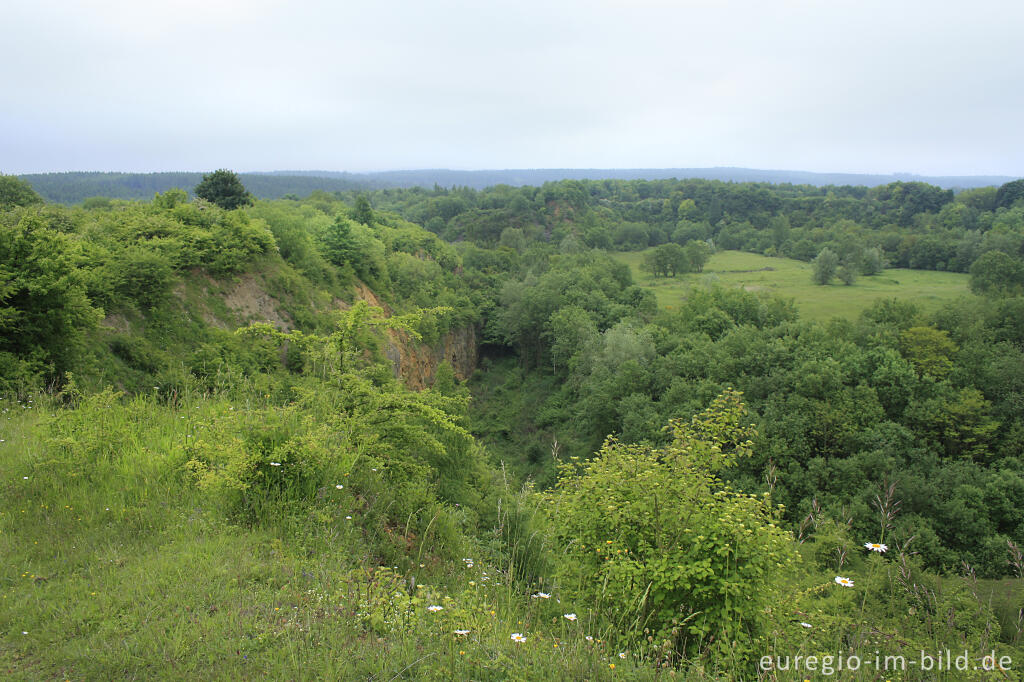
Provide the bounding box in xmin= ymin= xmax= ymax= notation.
xmin=348 ymin=280 xmax=478 ymax=390
xmin=385 ymin=325 xmax=479 ymax=390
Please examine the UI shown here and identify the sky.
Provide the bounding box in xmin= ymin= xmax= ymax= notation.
xmin=3 ymin=0 xmax=1023 ymax=176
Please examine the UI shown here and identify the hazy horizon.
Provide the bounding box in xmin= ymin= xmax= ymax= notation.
xmin=4 ymin=0 xmax=1024 ymax=176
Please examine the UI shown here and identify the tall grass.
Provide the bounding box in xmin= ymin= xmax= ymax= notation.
xmin=2 ymin=390 xmax=1021 ymax=679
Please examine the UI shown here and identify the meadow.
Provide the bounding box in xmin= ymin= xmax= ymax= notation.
xmin=612 ymin=250 xmax=973 ymax=321
xmin=0 ymin=392 xmax=660 ymax=681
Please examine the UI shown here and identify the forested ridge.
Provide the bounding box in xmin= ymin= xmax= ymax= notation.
xmin=2 ymin=171 xmax=1024 ymax=679
xmin=20 ymin=167 xmax=1017 ymax=204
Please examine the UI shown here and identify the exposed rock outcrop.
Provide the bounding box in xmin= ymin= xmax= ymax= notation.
xmin=385 ymin=325 xmax=479 ymax=390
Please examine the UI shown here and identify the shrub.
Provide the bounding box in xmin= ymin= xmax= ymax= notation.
xmin=546 ymin=390 xmax=798 ymax=662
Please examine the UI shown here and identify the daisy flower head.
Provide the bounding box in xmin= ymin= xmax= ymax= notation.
xmin=619 ymin=652 xmax=627 ymax=659
xmin=532 ymin=592 xmax=551 ymax=599
xmin=864 ymin=542 xmax=888 ymax=553
xmin=454 ymin=629 xmax=470 ymax=636
xmin=834 ymin=576 xmax=854 ymax=588
xmin=269 ymin=462 xmax=281 ymax=467
xmin=511 ymin=632 xmax=526 ymax=643
xmin=335 ymin=484 xmax=344 ymax=489
xmin=564 ymin=613 xmax=577 ymax=621
xmin=585 ymin=635 xmax=594 ymax=642
xmin=800 ymin=622 xmax=812 ymax=628
xmin=427 ymin=605 xmax=443 ymax=612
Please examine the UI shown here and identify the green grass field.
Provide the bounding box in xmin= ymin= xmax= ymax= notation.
xmin=613 ymin=250 xmax=973 ymax=322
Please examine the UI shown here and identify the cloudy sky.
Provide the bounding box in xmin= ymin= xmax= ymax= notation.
xmin=3 ymin=0 xmax=1023 ymax=175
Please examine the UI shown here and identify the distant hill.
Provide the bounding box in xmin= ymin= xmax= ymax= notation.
xmin=17 ymin=167 xmax=1017 ymax=204
xmin=267 ymin=167 xmax=1017 ymax=191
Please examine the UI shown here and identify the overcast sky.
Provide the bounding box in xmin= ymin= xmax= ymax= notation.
xmin=3 ymin=0 xmax=1023 ymax=176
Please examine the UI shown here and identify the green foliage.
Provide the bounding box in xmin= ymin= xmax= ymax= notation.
xmin=641 ymin=242 xmax=687 ymax=277
xmin=899 ymin=326 xmax=958 ymax=378
xmin=811 ymin=247 xmax=839 ymax=284
xmin=970 ymin=250 xmax=1024 ymax=297
xmin=194 ymin=169 xmax=254 ymax=210
xmin=103 ymin=245 xmax=176 ymax=309
xmin=0 ymin=174 xmax=44 ymax=209
xmin=996 ymin=178 xmax=1024 ymax=209
xmin=0 ymin=212 xmax=103 ymax=386
xmin=152 ymin=187 xmax=188 ymax=209
xmin=352 ymin=194 xmax=375 ymax=225
xmin=547 ymin=391 xmax=798 ymax=661
xmin=861 ymin=245 xmax=884 ymax=275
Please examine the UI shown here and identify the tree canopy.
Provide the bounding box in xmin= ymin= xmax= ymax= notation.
xmin=0 ymin=174 xmax=43 ymax=209
xmin=194 ymin=169 xmax=254 ymax=210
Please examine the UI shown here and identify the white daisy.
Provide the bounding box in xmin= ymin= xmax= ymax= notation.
xmin=864 ymin=542 xmax=888 ymax=553
xmin=800 ymin=622 xmax=812 ymax=628
xmin=427 ymin=605 xmax=443 ymax=612
xmin=563 ymin=613 xmax=577 ymax=621
xmin=511 ymin=632 xmax=526 ymax=643
xmin=532 ymin=592 xmax=551 ymax=599
xmin=834 ymin=576 xmax=854 ymax=587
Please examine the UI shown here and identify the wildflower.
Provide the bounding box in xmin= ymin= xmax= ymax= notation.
xmin=619 ymin=652 xmax=627 ymax=659
xmin=532 ymin=592 xmax=551 ymax=599
xmin=511 ymin=632 xmax=526 ymax=643
xmin=427 ymin=605 xmax=443 ymax=612
xmin=335 ymin=484 xmax=344 ymax=489
xmin=269 ymin=462 xmax=281 ymax=467
xmin=864 ymin=542 xmax=888 ymax=553
xmin=834 ymin=576 xmax=854 ymax=588
xmin=22 ymin=631 xmax=28 ymax=635
xmin=454 ymin=629 xmax=470 ymax=635
xmin=609 ymin=663 xmax=615 ymax=669
xmin=345 ymin=515 xmax=352 ymax=520
xmin=564 ymin=613 xmax=577 ymax=621
xmin=800 ymin=622 xmax=812 ymax=628
xmin=585 ymin=635 xmax=594 ymax=641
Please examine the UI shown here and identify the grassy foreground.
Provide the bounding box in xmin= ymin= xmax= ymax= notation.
xmin=612 ymin=250 xmax=972 ymax=321
xmin=0 ymin=393 xmax=663 ymax=681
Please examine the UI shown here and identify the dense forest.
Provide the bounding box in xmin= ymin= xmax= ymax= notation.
xmin=2 ymin=171 xmax=1024 ymax=679
xmin=19 ymin=167 xmax=1016 ymax=204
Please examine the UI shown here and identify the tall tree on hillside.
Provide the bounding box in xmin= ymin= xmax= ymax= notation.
xmin=352 ymin=194 xmax=375 ymax=225
xmin=194 ymin=169 xmax=253 ymax=210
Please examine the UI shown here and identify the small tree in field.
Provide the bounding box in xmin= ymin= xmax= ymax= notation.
xmin=812 ymin=247 xmax=839 ymax=284
xmin=837 ymin=264 xmax=857 ymax=285
xmin=194 ymin=169 xmax=253 ymax=210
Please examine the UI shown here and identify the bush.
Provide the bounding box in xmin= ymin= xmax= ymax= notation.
xmin=546 ymin=390 xmax=798 ymax=662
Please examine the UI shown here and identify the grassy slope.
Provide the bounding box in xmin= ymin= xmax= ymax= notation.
xmin=0 ymin=395 xmax=654 ymax=680
xmin=613 ymin=250 xmax=972 ymax=322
